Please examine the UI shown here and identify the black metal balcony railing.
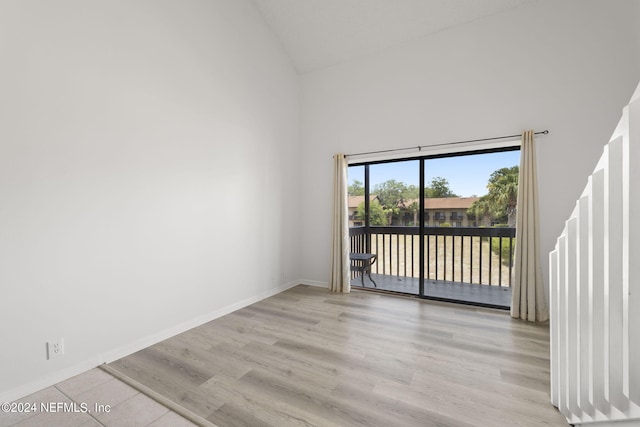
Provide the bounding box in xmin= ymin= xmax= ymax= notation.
xmin=349 ymin=226 xmax=516 ymax=287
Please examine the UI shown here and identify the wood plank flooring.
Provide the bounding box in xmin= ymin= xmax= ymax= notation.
xmin=108 ymin=285 xmax=568 ymax=427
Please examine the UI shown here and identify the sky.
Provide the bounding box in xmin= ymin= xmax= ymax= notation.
xmin=348 ymin=150 xmax=520 ymax=197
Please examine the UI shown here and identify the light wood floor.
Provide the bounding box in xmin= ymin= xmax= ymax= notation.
xmin=108 ymin=285 xmax=568 ymax=427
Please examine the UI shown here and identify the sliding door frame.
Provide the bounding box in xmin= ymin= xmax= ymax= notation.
xmin=349 ymin=145 xmax=520 ymax=305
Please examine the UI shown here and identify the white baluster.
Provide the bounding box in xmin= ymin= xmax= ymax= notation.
xmin=551 ymin=83 xmax=640 ymax=424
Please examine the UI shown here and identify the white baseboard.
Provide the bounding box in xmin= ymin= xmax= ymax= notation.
xmin=298 ymin=279 xmax=328 ymax=288
xmin=0 ymin=280 xmax=303 ymax=404
xmin=99 ymin=280 xmax=302 ymax=365
xmin=576 ymin=418 xmax=640 ymax=427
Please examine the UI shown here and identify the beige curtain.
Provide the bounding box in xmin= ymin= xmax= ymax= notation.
xmin=329 ymin=154 xmax=351 ymax=293
xmin=511 ymin=131 xmax=549 ymax=321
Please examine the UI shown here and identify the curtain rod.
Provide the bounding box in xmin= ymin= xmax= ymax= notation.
xmin=345 ymin=130 xmax=549 ymax=158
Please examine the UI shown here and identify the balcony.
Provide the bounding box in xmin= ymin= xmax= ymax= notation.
xmin=349 ymin=226 xmax=515 ymax=308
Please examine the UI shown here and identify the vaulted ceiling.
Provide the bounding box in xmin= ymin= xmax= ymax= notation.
xmin=251 ymin=0 xmax=537 ymax=73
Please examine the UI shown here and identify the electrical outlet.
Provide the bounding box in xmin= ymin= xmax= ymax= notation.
xmin=47 ymin=338 xmax=64 ymax=359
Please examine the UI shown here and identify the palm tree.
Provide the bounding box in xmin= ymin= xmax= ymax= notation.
xmin=487 ymin=166 xmax=519 ymax=227
xmin=467 ymin=196 xmax=494 ymax=227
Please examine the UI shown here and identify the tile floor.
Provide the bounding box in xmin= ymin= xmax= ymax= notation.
xmin=0 ymin=368 xmax=197 ymax=427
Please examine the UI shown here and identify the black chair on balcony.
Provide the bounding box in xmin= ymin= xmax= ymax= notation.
xmin=349 ymin=252 xmax=378 ymax=287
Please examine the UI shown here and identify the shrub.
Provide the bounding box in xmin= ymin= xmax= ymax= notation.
xmin=490 ymin=236 xmax=515 ymax=265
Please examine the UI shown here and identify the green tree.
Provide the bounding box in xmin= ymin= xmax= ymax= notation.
xmin=374 ymin=180 xmax=407 ymax=207
xmin=348 ymin=180 xmax=365 ymax=196
xmin=404 ymin=184 xmax=420 ymax=200
xmin=467 ymin=195 xmax=495 ymax=227
xmin=383 ymin=205 xmax=400 ymax=226
xmin=407 ymin=201 xmax=420 ymax=226
xmin=486 ymin=166 xmax=519 ymax=227
xmin=356 ymin=200 xmax=387 ymax=226
xmin=373 ymin=180 xmax=408 ymax=224
xmin=426 ymin=177 xmax=458 ymax=198
xmin=468 ymin=166 xmax=519 ymax=227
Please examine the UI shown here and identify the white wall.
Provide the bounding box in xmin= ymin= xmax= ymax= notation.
xmin=636 ymin=2 xmax=640 ymax=47
xmin=299 ymin=0 xmax=640 ymax=295
xmin=0 ymin=0 xmax=300 ymax=401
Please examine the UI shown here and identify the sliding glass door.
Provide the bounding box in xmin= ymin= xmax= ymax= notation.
xmin=347 ymin=147 xmax=520 ymax=309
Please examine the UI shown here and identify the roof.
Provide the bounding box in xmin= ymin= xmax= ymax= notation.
xmin=348 ymin=195 xmax=378 ymax=209
xmin=351 ymin=196 xmax=479 ymax=209
xmin=424 ymin=197 xmax=479 ymax=209
xmin=404 ymin=197 xmax=480 ymax=210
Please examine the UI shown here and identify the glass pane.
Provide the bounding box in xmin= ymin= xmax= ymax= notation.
xmin=422 ymin=150 xmax=519 ymax=308
xmin=360 ymin=160 xmax=420 ymax=295
xmin=347 ymin=165 xmax=365 ymax=227
xmin=348 ymin=149 xmax=519 ymax=309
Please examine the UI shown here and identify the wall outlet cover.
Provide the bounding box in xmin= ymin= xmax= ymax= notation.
xmin=47 ymin=338 xmax=64 ymax=359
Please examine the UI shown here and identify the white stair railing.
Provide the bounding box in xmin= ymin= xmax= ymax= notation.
xmin=550 ymin=83 xmax=640 ymax=425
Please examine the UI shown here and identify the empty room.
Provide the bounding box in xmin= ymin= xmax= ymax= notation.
xmin=1 ymin=0 xmax=639 ymax=426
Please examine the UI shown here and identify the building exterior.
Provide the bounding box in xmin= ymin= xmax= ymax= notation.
xmin=400 ymin=197 xmax=480 ymax=227
xmin=350 ymin=195 xmax=480 ymax=227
